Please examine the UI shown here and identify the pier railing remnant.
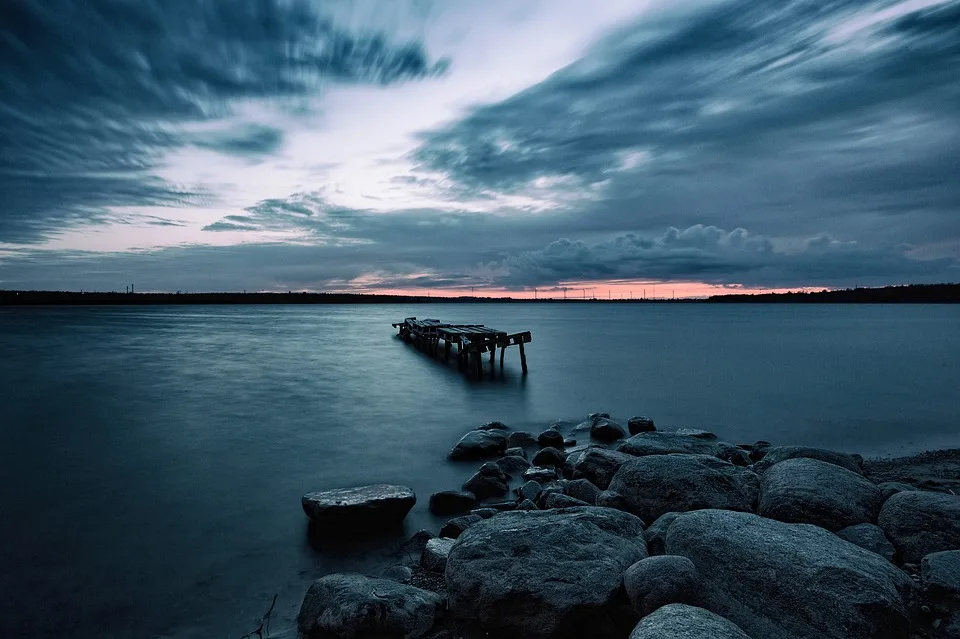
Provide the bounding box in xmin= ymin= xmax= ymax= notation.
xmin=392 ymin=317 xmax=532 ymax=378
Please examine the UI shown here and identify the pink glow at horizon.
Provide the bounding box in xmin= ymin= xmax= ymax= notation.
xmin=324 ymin=280 xmax=829 ymax=299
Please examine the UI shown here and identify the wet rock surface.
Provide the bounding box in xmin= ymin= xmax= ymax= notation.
xmin=301 ymin=484 xmax=416 ymax=532
xmin=628 ymin=604 xmax=750 ymax=639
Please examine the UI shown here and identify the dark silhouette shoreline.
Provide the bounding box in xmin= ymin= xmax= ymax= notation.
xmin=1 ymin=283 xmax=958 ymax=306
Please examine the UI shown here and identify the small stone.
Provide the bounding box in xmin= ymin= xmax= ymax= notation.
xmin=522 ymin=466 xmax=558 ymax=482
xmin=440 ymin=514 xmax=482 ymax=539
xmin=470 ymin=508 xmax=499 ymax=519
xmin=750 ymin=440 xmax=772 ymax=462
xmin=421 ymin=537 xmax=455 ymax=572
xmin=537 ymin=430 xmax=565 ymax=449
xmin=504 ymin=446 xmax=527 ymax=459
xmin=477 ymin=421 xmax=508 ymax=430
xmin=836 ymin=523 xmax=896 ymax=561
xmin=645 ymin=512 xmax=682 ymax=556
xmin=496 ymin=454 xmax=531 ymax=477
xmin=400 ymin=530 xmax=434 ymax=559
xmin=518 ymin=480 xmax=543 ymax=503
xmin=921 ymin=550 xmax=960 ymax=601
xmin=562 ymin=478 xmax=601 ymax=505
xmin=623 ymin=555 xmax=700 ymax=616
xmin=532 ymin=446 xmax=566 ymax=467
xmin=449 ymin=429 xmax=507 ymax=460
xmin=428 ymin=490 xmax=478 ymax=516
xmin=563 ymin=438 xmax=577 ymax=447
xmin=544 ymin=493 xmax=591 ymax=509
xmin=463 ymin=462 xmax=510 ymax=500
xmin=591 ymin=418 xmax=626 ymax=443
xmin=876 ymin=481 xmax=917 ymax=501
xmin=516 ymin=499 xmax=539 ymax=510
xmin=507 ymin=431 xmax=538 ymax=448
xmin=674 ymin=428 xmax=717 ymax=439
xmin=382 ymin=565 xmax=413 ymax=583
xmin=627 ymin=416 xmax=656 ymax=435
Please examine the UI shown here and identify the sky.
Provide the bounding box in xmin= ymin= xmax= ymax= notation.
xmin=1 ymin=0 xmax=958 ymax=296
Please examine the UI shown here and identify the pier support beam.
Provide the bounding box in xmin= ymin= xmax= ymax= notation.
xmin=519 ymin=342 xmax=528 ymax=375
xmin=500 ymin=344 xmax=506 ymax=369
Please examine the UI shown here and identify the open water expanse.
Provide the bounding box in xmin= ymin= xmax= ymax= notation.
xmin=1 ymin=303 xmax=959 ymax=637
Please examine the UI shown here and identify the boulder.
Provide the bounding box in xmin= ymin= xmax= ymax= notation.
xmin=758 ymin=458 xmax=883 ymax=532
xmin=523 ymin=466 xmax=559 ymax=482
xmin=516 ymin=498 xmax=539 ymax=510
xmin=617 ymin=432 xmax=723 ymax=458
xmin=836 ymin=524 xmax=896 ymax=561
xmin=301 ymin=484 xmax=416 ymax=532
xmin=421 ymin=537 xmax=456 ymax=572
xmin=535 ymin=481 xmax=566 ymax=508
xmin=543 ymin=493 xmax=591 ymax=509
xmin=561 ymin=478 xmax=601 ymax=505
xmin=445 ymin=507 xmax=648 ymax=637
xmin=600 ymin=454 xmax=759 ymax=523
xmin=674 ymin=429 xmax=716 ymax=439
xmin=532 ymin=446 xmax=565 ymax=467
xmin=471 ymin=507 xmax=499 ymax=519
xmin=629 ymin=604 xmax=750 ymax=639
xmin=496 ymin=454 xmax=531 ymax=477
xmin=716 ymin=444 xmax=751 ymax=467
xmin=645 ymin=512 xmax=682 ymax=556
xmin=463 ymin=462 xmax=509 ymax=499
xmin=428 ymin=490 xmax=478 ymax=516
xmin=623 ymin=555 xmax=700 ymax=616
xmin=508 ymin=431 xmax=538 ymax=448
xmin=591 ymin=417 xmax=626 ymax=443
xmin=504 ymin=446 xmax=528 ymax=459
xmin=440 ymin=514 xmax=482 ymax=539
xmin=518 ymin=480 xmax=543 ymax=503
xmin=879 ymin=491 xmax=960 ymax=562
xmin=876 ymin=481 xmax=917 ymax=501
xmin=478 ymin=421 xmax=508 ymax=430
xmin=627 ymin=416 xmax=656 ymax=435
xmin=568 ymin=447 xmax=634 ymax=490
xmin=751 ymin=445 xmax=863 ymax=475
xmin=537 ymin=430 xmax=565 ymax=449
xmin=665 ymin=510 xmax=914 ymax=639
xmin=450 ymin=429 xmax=507 ymax=460
xmin=921 ymin=550 xmax=960 ymax=601
xmin=400 ymin=530 xmax=434 ymax=559
xmin=298 ymin=573 xmax=442 ymax=638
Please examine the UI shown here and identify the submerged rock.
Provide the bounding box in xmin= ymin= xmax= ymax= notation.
xmin=836 ymin=523 xmax=897 ymax=561
xmin=537 ymin=430 xmax=565 ymax=449
xmin=463 ymin=462 xmax=509 ymax=500
xmin=627 ymin=416 xmax=656 ymax=435
xmin=665 ymin=510 xmax=914 ymax=639
xmin=758 ymin=458 xmax=883 ymax=531
xmin=616 ymin=431 xmax=723 ymax=458
xmin=428 ymin=490 xmax=478 ymax=516
xmin=301 ymin=484 xmax=416 ymax=532
xmin=600 ymin=454 xmax=759 ymax=523
xmin=629 ymin=604 xmax=750 ymax=639
xmin=298 ymin=573 xmax=441 ymax=638
xmin=449 ymin=429 xmax=507 ymax=460
xmin=445 ymin=506 xmax=648 ymax=638
xmin=623 ymin=555 xmax=700 ymax=616
xmin=879 ymin=491 xmax=960 ymax=562
xmin=751 ymin=445 xmax=863 ymax=475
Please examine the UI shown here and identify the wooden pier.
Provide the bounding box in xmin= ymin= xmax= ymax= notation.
xmin=392 ymin=317 xmax=532 ymax=378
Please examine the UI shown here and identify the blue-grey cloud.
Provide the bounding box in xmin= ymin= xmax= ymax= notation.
xmin=413 ymin=0 xmax=960 ymax=264
xmin=0 ymin=0 xmax=448 ymax=243
xmin=193 ymin=125 xmax=285 ymax=157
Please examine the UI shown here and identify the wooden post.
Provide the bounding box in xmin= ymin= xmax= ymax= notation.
xmin=519 ymin=341 xmax=528 ymax=374
xmin=500 ymin=343 xmax=506 ymax=369
xmin=489 ymin=346 xmax=495 ymax=374
xmin=475 ymin=349 xmax=483 ymax=379
xmin=444 ymin=340 xmax=451 ymax=361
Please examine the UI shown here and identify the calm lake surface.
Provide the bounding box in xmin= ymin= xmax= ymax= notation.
xmin=2 ymin=303 xmax=959 ymax=637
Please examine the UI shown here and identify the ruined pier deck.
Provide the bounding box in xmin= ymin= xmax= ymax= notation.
xmin=391 ymin=317 xmax=532 ymax=378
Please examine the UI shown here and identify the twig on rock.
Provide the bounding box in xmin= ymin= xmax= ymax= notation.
xmin=240 ymin=594 xmax=278 ymax=639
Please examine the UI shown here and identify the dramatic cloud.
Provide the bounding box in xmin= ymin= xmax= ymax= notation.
xmin=0 ymin=0 xmax=447 ymax=242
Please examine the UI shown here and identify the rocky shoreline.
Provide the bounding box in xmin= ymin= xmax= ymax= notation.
xmin=296 ymin=414 xmax=960 ymax=638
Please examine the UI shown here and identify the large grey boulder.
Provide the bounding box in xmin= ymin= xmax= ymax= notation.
xmin=644 ymin=512 xmax=682 ymax=556
xmin=562 ymin=478 xmax=601 ymax=505
xmin=421 ymin=537 xmax=455 ymax=573
xmin=666 ymin=510 xmax=914 ymax=639
xmin=879 ymin=491 xmax=960 ymax=562
xmin=758 ymin=458 xmax=883 ymax=531
xmin=301 ymin=484 xmax=416 ymax=532
xmin=298 ymin=573 xmax=442 ymax=638
xmin=623 ymin=555 xmax=699 ymax=616
xmin=836 ymin=523 xmax=896 ymax=561
xmin=629 ymin=604 xmax=750 ymax=639
xmin=450 ymin=429 xmax=507 ymax=460
xmin=751 ymin=445 xmax=863 ymax=475
xmin=617 ymin=432 xmax=722 ymax=457
xmin=463 ymin=462 xmax=509 ymax=499
xmin=568 ymin=447 xmax=634 ymax=490
xmin=599 ymin=454 xmax=759 ymax=523
xmin=445 ymin=506 xmax=648 ymax=638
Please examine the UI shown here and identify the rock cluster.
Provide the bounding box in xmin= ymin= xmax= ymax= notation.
xmin=297 ymin=416 xmax=960 ymax=638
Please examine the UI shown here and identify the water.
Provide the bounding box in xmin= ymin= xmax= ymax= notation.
xmin=1 ymin=303 xmax=958 ymax=638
